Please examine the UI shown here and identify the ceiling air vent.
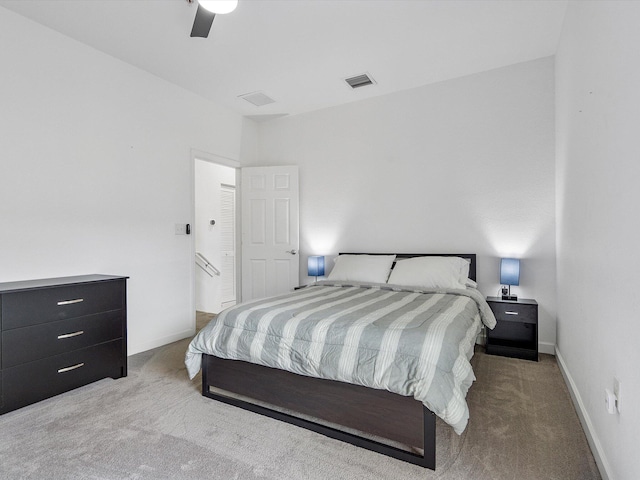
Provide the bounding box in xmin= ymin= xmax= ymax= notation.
xmin=344 ymin=73 xmax=376 ymax=89
xmin=238 ymin=91 xmax=276 ymax=107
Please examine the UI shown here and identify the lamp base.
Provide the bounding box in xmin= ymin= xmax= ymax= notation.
xmin=501 ymin=294 xmax=518 ymax=301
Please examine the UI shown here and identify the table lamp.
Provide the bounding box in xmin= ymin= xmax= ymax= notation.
xmin=308 ymin=256 xmax=325 ymax=282
xmin=500 ymin=258 xmax=520 ymax=301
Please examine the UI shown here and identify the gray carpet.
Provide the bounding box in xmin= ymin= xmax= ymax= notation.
xmin=0 ymin=324 xmax=600 ymax=479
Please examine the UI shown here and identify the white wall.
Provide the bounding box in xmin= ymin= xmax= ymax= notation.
xmin=0 ymin=8 xmax=244 ymax=355
xmin=556 ymin=2 xmax=640 ymax=479
xmin=195 ymin=160 xmax=236 ymax=313
xmin=251 ymin=57 xmax=557 ymax=353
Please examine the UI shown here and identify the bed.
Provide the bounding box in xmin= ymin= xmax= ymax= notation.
xmin=185 ymin=253 xmax=496 ymax=470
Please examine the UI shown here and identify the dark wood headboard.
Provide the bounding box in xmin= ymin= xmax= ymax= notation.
xmin=339 ymin=253 xmax=477 ymax=282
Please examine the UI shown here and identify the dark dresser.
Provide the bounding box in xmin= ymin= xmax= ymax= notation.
xmin=0 ymin=275 xmax=128 ymax=414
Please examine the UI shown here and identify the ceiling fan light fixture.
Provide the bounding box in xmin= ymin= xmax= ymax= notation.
xmin=198 ymin=0 xmax=238 ymax=14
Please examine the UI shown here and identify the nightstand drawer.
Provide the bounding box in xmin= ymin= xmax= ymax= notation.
xmin=2 ymin=310 xmax=123 ymax=368
xmin=1 ymin=280 xmax=124 ymax=330
xmin=490 ymin=302 xmax=537 ymax=324
xmin=1 ymin=340 xmax=124 ymax=413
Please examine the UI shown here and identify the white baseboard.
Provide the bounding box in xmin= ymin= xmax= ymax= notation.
xmin=539 ymin=341 xmax=556 ymax=355
xmin=128 ymin=328 xmax=195 ymax=356
xmin=555 ymin=347 xmax=612 ymax=480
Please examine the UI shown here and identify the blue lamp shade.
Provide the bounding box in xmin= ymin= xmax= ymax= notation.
xmin=308 ymin=256 xmax=325 ymax=277
xmin=500 ymin=258 xmax=520 ymax=286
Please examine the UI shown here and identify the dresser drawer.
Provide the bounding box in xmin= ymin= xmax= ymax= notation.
xmin=2 ymin=310 xmax=123 ymax=368
xmin=1 ymin=339 xmax=124 ymax=413
xmin=490 ymin=302 xmax=537 ymax=324
xmin=1 ymin=280 xmax=124 ymax=330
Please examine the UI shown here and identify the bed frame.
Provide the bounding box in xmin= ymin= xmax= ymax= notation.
xmin=201 ymin=253 xmax=476 ymax=470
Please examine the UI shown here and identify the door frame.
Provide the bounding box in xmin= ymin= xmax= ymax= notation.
xmin=190 ymin=149 xmax=241 ymax=325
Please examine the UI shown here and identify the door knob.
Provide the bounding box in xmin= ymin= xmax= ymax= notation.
xmin=286 ymin=249 xmax=298 ymax=255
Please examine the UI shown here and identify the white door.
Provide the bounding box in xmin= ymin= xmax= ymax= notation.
xmin=241 ymin=166 xmax=299 ymax=301
xmin=220 ymin=184 xmax=236 ymax=309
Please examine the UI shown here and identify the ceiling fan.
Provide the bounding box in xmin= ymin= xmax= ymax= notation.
xmin=189 ymin=0 xmax=238 ymax=38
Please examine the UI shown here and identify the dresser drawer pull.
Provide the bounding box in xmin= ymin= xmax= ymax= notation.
xmin=57 ymin=330 xmax=85 ymax=339
xmin=57 ymin=363 xmax=85 ymax=373
xmin=57 ymin=298 xmax=84 ymax=306
xmin=505 ymin=311 xmax=519 ymax=315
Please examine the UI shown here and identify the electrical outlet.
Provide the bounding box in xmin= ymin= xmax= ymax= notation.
xmin=614 ymin=378 xmax=621 ymax=413
xmin=174 ymin=224 xmax=187 ymax=235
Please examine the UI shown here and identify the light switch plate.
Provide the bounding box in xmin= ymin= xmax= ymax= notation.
xmin=614 ymin=378 xmax=621 ymax=413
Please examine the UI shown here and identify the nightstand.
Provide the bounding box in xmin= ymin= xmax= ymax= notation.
xmin=485 ymin=296 xmax=538 ymax=361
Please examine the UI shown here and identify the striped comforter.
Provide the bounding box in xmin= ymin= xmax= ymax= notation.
xmin=185 ymin=281 xmax=496 ymax=434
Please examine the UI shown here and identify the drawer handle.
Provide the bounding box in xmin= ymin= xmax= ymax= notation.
xmin=57 ymin=298 xmax=84 ymax=306
xmin=57 ymin=330 xmax=84 ymax=339
xmin=57 ymin=362 xmax=85 ymax=373
xmin=505 ymin=311 xmax=519 ymax=315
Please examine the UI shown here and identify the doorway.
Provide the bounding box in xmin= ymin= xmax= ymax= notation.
xmin=194 ymin=157 xmax=237 ymax=317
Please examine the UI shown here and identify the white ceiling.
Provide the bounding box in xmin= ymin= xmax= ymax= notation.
xmin=0 ymin=0 xmax=567 ymax=120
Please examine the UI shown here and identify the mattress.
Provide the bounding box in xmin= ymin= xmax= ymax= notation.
xmin=185 ymin=281 xmax=496 ymax=434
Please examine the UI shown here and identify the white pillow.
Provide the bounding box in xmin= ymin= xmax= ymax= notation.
xmin=387 ymin=256 xmax=470 ymax=289
xmin=327 ymin=254 xmax=396 ymax=284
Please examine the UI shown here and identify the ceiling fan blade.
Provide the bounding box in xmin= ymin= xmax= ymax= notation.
xmin=191 ymin=4 xmax=215 ymax=38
